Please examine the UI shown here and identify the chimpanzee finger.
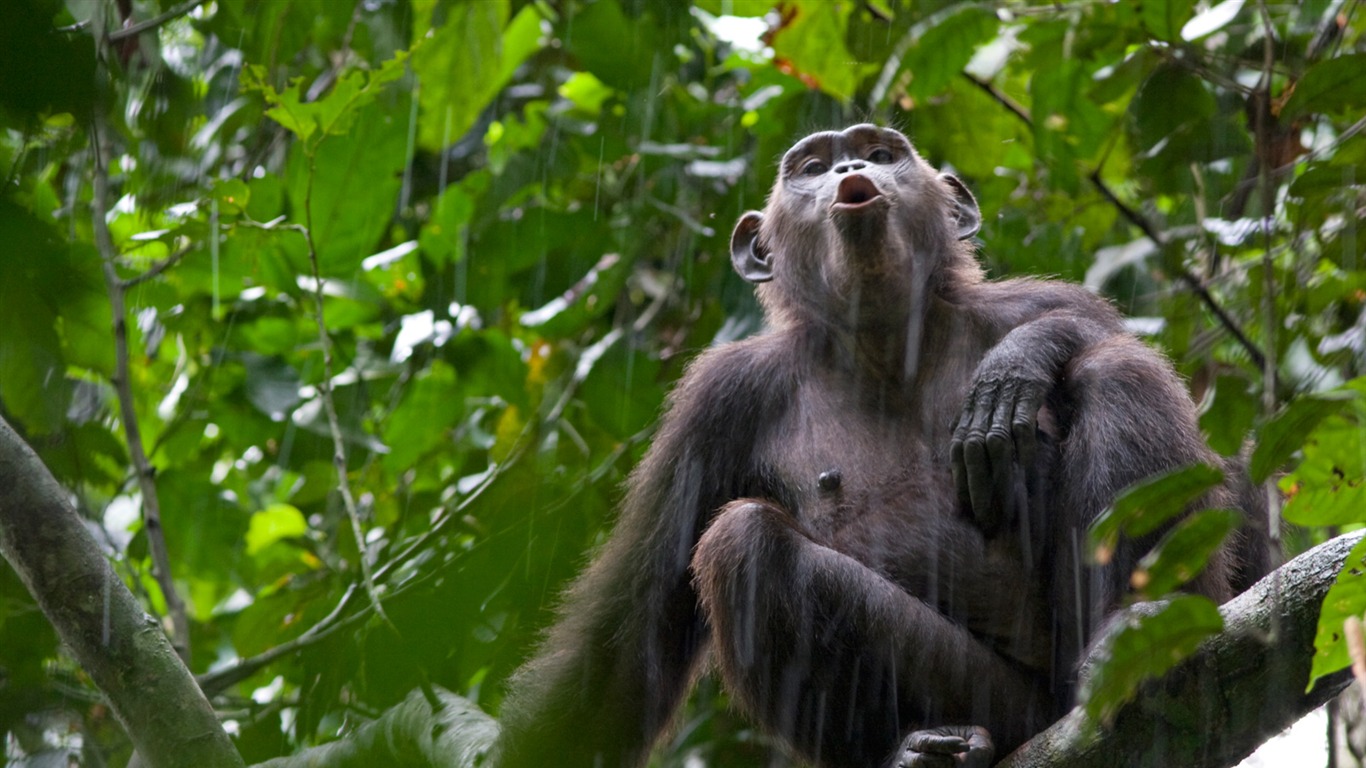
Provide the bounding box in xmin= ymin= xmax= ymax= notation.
xmin=904 ymin=732 xmax=969 ymax=753
xmin=950 ymin=443 xmax=971 ymax=512
xmin=952 ymin=383 xmax=990 ymax=513
xmin=1011 ymin=381 xmax=1043 ymax=470
xmin=958 ymin=726 xmax=995 ymax=768
xmin=897 ymin=732 xmax=966 ymax=768
xmin=983 ymin=390 xmax=1015 ymax=530
xmin=963 ymin=436 xmax=993 ymax=520
xmin=896 ymin=751 xmax=956 ymax=768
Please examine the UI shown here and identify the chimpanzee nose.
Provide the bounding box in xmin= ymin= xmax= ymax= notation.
xmin=833 ymin=159 xmax=866 ymax=174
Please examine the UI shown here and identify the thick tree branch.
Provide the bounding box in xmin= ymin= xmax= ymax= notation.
xmin=1001 ymin=531 xmax=1362 ymax=768
xmin=0 ymin=416 xmax=243 ymax=768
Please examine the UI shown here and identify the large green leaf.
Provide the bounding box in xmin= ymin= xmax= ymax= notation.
xmin=769 ymin=0 xmax=860 ymax=100
xmin=1141 ymin=0 xmax=1196 ymax=41
xmin=1090 ymin=463 xmax=1225 ymax=556
xmin=1131 ymin=508 xmax=1240 ymax=599
xmin=887 ymin=6 xmax=999 ymax=102
xmin=412 ymin=1 xmax=542 ymax=151
xmin=1309 ymin=536 xmax=1366 ymax=690
xmin=1283 ymin=54 xmax=1366 ymax=121
xmin=1081 ymin=595 xmax=1224 ymax=724
xmin=284 ymin=96 xmax=411 ymax=275
xmin=1250 ymin=390 xmax=1357 ymax=483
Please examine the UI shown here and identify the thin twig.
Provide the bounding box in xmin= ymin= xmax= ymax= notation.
xmin=198 ymin=585 xmax=360 ymax=696
xmin=300 ymin=152 xmax=391 ymax=626
xmin=1087 ymin=170 xmax=1268 ymax=371
xmin=89 ymin=126 xmax=192 ymax=662
xmin=1255 ymin=0 xmax=1286 ymax=562
xmin=108 ymin=0 xmax=210 ymax=42
xmin=120 ymin=245 xmax=192 ymax=289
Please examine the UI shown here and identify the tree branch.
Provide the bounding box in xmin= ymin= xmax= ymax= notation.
xmin=121 ymin=244 xmax=192 ymax=289
xmin=109 ymin=0 xmax=210 ymax=42
xmin=0 ymin=416 xmax=242 ymax=768
xmin=89 ymin=123 xmax=192 ymax=661
xmin=1001 ymin=531 xmax=1362 ymax=768
xmin=1 ymin=393 xmax=1358 ymax=767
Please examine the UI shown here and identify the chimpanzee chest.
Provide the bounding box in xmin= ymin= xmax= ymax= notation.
xmin=754 ymin=379 xmax=1051 ymax=667
xmin=757 ymin=382 xmax=976 ymax=581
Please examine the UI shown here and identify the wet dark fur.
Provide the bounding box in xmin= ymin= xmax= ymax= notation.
xmin=494 ymin=125 xmax=1269 ymax=768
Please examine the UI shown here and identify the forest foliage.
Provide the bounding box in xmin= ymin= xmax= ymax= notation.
xmin=2 ymin=0 xmax=1366 ymax=764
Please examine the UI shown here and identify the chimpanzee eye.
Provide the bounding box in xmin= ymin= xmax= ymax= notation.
xmin=867 ymin=147 xmax=894 ymax=164
xmin=801 ymin=159 xmax=829 ymax=176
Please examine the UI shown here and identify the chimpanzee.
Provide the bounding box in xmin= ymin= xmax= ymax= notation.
xmin=493 ymin=125 xmax=1264 ymax=768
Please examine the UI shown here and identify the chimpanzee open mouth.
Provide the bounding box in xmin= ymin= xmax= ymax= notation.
xmin=831 ymin=174 xmax=885 ymax=212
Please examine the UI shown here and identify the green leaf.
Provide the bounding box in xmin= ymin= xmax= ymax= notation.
xmin=382 ymin=361 xmax=465 ymax=472
xmin=1199 ymin=374 xmax=1259 ymax=456
xmin=565 ymin=0 xmax=673 ymax=91
xmin=244 ymin=51 xmax=412 ymax=144
xmin=285 ymin=95 xmax=411 ymax=275
xmin=769 ymin=0 xmax=860 ymax=100
xmin=212 ymin=179 xmax=251 ymax=215
xmin=580 ymin=338 xmax=664 ymax=440
xmin=412 ymin=0 xmax=541 ymax=151
xmin=0 ymin=201 xmax=77 ymax=432
xmin=1284 ymin=482 xmax=1366 ymax=526
xmin=1141 ymin=0 xmax=1196 ymax=41
xmin=1280 ymin=398 xmax=1366 ymax=526
xmin=1250 ymin=391 xmax=1357 ymax=483
xmin=1283 ymin=54 xmax=1366 ymax=121
xmin=1130 ymin=65 xmax=1215 ymax=156
xmin=1081 ymin=595 xmax=1223 ymax=724
xmin=1090 ymin=463 xmax=1225 ymax=556
xmin=1030 ymin=59 xmax=1112 ymax=190
xmin=695 ymin=0 xmax=774 ymax=15
xmin=1308 ymin=536 xmax=1366 ymax=690
xmin=418 ymin=183 xmax=477 ymax=268
xmin=246 ymin=503 xmax=309 ymax=556
xmin=0 ymin=5 xmax=96 ymax=120
xmin=896 ymin=6 xmax=999 ymax=101
xmin=241 ymin=354 xmax=302 ymax=420
xmin=559 ymin=72 xmax=615 ymax=117
xmin=1132 ymin=509 xmax=1240 ymax=599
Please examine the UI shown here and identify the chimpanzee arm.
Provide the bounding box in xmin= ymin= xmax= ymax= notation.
xmin=950 ymin=308 xmax=1123 ymax=532
xmin=494 ymin=342 xmax=793 ymax=768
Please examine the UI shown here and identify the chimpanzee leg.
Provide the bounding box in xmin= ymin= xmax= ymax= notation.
xmin=692 ymin=500 xmax=1052 ymax=768
xmin=1049 ymin=340 xmax=1238 ymax=692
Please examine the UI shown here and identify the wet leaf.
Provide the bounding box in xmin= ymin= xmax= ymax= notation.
xmin=1251 ymin=391 xmax=1357 ymax=483
xmin=1309 ymin=536 xmax=1366 ymax=690
xmin=1091 ymin=463 xmax=1225 ymax=554
xmin=1132 ymin=508 xmax=1240 ymax=599
xmin=1141 ymin=0 xmax=1195 ymax=41
xmin=1283 ymin=54 xmax=1366 ymax=121
xmin=247 ymin=503 xmax=309 ymax=556
xmin=1081 ymin=595 xmax=1223 ymax=725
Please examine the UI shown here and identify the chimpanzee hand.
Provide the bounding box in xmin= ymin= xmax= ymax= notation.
xmin=950 ymin=354 xmax=1050 ymax=535
xmin=895 ymin=725 xmax=994 ymax=768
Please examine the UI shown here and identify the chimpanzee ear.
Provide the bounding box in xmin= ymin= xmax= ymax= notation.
xmin=730 ymin=211 xmax=773 ymax=283
xmin=940 ymin=174 xmax=981 ymax=241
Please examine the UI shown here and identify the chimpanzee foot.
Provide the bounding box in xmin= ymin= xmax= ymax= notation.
xmin=894 ymin=725 xmax=994 ymax=768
